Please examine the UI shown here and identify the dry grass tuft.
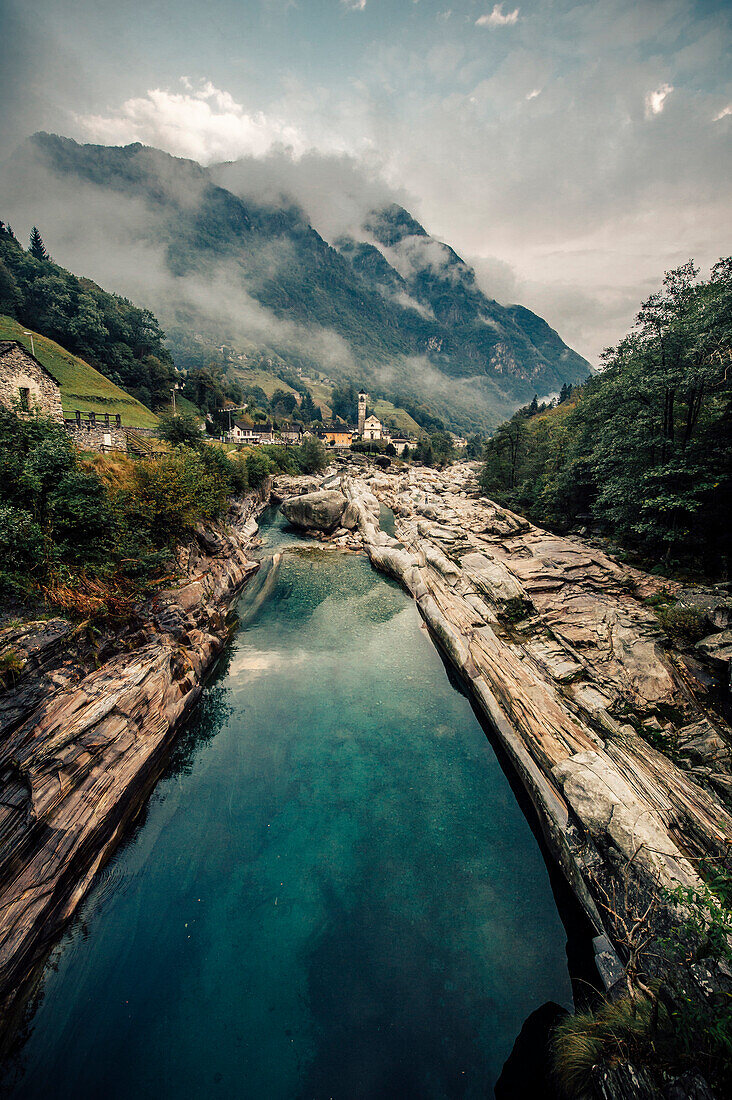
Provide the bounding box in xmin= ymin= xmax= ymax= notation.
xmin=42 ymin=574 xmax=139 ymax=620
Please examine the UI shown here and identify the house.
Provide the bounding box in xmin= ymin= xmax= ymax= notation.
xmin=279 ymin=424 xmax=304 ymax=445
xmin=362 ymin=414 xmax=384 ymax=442
xmin=0 ymin=341 xmax=64 ymax=422
xmin=318 ymin=424 xmax=353 ymax=447
xmin=229 ymin=417 xmax=275 ymax=444
xmin=390 ymin=437 xmax=412 ymax=456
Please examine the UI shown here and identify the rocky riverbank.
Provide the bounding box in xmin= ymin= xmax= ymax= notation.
xmin=0 ymin=496 xmax=264 ymax=1032
xmin=278 ymin=466 xmax=732 ymax=1009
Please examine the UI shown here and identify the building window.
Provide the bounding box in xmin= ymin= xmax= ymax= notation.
xmin=19 ymin=387 xmax=30 ymax=411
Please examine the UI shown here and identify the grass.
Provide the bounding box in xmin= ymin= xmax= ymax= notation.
xmin=0 ymin=315 xmax=159 ymax=428
xmin=551 ymin=997 xmax=665 ymax=1098
xmin=372 ymin=398 xmax=423 ymax=437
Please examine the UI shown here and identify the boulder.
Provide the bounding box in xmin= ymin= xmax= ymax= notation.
xmin=696 ymin=629 xmax=732 ymax=669
xmin=280 ymin=490 xmax=347 ymax=532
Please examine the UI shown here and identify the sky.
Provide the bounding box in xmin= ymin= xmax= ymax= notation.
xmin=1 ymin=0 xmax=730 ymax=363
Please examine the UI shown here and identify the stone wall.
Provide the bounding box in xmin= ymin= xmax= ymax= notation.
xmin=64 ymin=418 xmax=128 ymax=453
xmin=0 ymin=344 xmax=64 ymax=422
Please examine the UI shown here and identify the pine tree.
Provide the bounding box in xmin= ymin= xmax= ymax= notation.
xmin=29 ymin=226 xmax=49 ymax=261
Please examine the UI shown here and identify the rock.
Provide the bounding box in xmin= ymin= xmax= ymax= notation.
xmin=590 ymin=1063 xmax=661 ymax=1099
xmin=664 ymin=1071 xmax=717 ymax=1100
xmin=280 ymin=490 xmax=347 ymax=532
xmin=677 ymin=719 xmax=731 ymax=769
xmin=495 ymin=1001 xmax=567 ymax=1099
xmin=0 ymin=496 xmax=264 ymax=1027
xmin=696 ymin=629 xmax=732 ymax=670
xmin=460 ymin=550 xmax=527 ymax=606
xmin=678 ymin=587 xmax=732 ymax=631
xmin=353 ymin=461 xmax=732 ymax=1004
xmin=340 ymin=500 xmax=361 ymax=529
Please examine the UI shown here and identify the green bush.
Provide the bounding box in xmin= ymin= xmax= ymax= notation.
xmin=0 ymin=409 xmax=252 ymax=613
xmin=129 ymin=448 xmax=229 ymax=541
xmin=656 ymin=604 xmax=708 ymax=645
xmin=295 ymin=435 xmax=327 ymax=474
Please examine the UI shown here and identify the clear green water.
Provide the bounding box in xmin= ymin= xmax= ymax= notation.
xmin=2 ymin=512 xmax=572 ymax=1099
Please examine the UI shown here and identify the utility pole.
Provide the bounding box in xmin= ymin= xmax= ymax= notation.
xmin=172 ymin=381 xmax=179 ymax=414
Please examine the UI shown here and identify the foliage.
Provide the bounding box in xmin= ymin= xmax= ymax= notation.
xmin=480 ymin=260 xmax=732 ymax=574
xmin=0 ymin=223 xmax=176 ymax=409
xmin=158 ymin=412 xmax=202 ymax=448
xmin=295 ymin=435 xmax=328 ymax=474
xmin=656 ymin=604 xmax=709 ymax=645
xmin=29 ymin=226 xmax=49 ymax=262
xmin=129 ymin=448 xmax=229 ymax=541
xmin=551 ymin=866 xmax=732 ymax=1096
xmin=0 ymin=408 xmax=245 ymax=616
xmin=0 ymin=647 xmax=25 ymax=676
xmin=413 ymin=430 xmax=456 ymax=467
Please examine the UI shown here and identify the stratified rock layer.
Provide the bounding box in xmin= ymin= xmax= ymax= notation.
xmin=0 ymin=498 xmax=262 ymax=1022
xmin=341 ymin=463 xmax=732 ymax=986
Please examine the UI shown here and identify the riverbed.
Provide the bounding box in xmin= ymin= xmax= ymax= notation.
xmin=2 ymin=510 xmax=572 ymax=1098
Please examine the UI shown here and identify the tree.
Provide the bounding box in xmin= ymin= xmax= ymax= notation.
xmin=480 ymin=414 xmax=528 ymax=491
xmin=0 ymin=259 xmax=22 ymax=317
xmin=465 ymin=434 xmax=484 ymax=459
xmin=29 ymin=226 xmax=49 ymax=261
xmin=478 ymin=258 xmax=732 ymax=573
xmin=297 ymin=435 xmax=327 ymax=474
xmin=158 ymin=413 xmax=201 ymax=448
xmin=330 ymin=382 xmax=358 ymax=422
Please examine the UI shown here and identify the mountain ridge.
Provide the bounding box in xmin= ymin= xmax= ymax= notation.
xmin=2 ymin=133 xmax=592 ymax=432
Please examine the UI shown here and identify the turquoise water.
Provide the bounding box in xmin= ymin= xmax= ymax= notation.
xmin=2 ymin=513 xmax=572 ymax=1098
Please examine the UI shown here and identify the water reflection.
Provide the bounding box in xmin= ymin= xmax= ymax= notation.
xmin=1 ymin=526 xmax=572 ymax=1099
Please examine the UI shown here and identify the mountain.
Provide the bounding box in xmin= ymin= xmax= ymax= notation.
xmin=1 ymin=134 xmax=592 ymax=432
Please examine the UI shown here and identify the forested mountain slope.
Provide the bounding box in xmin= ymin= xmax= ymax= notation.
xmin=1 ymin=134 xmax=591 ymax=432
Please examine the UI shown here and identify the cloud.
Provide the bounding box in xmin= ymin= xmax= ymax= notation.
xmin=75 ymin=80 xmax=311 ymax=164
xmin=713 ymin=104 xmax=732 ymax=121
xmin=341 ymin=0 xmax=367 ymax=10
xmin=644 ymin=82 xmax=674 ymax=118
xmin=526 ymin=88 xmax=541 ymax=100
xmin=476 ymin=5 xmax=520 ymax=28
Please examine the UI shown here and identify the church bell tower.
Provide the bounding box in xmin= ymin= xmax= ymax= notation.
xmin=357 ymin=390 xmax=368 ymax=437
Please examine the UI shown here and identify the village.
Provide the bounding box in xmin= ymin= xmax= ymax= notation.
xmin=0 ymin=339 xmax=468 ymax=456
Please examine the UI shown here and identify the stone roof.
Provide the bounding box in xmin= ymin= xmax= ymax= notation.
xmin=0 ymin=340 xmax=62 ymax=386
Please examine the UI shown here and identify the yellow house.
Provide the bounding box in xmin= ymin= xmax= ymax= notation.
xmin=319 ymin=425 xmax=353 ymax=447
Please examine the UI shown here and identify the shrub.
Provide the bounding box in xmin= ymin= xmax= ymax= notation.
xmin=244 ymin=451 xmax=273 ymax=490
xmin=296 ymin=435 xmax=328 ymax=474
xmin=157 ymin=411 xmax=202 ymax=448
xmin=656 ymin=604 xmax=708 ymax=645
xmin=129 ymin=448 xmax=229 ymax=541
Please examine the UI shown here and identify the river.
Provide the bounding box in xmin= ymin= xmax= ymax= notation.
xmin=2 ymin=508 xmax=573 ymax=1098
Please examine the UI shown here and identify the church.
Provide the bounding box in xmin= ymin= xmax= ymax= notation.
xmin=357 ymin=390 xmax=385 ymax=442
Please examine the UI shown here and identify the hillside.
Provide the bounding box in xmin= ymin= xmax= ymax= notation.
xmin=1 ymin=134 xmax=592 ymax=433
xmin=479 ymin=258 xmax=732 ymax=573
xmin=0 ymin=316 xmax=159 ymax=428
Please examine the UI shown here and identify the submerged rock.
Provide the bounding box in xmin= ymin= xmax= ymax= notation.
xmin=280 ymin=490 xmax=347 ymax=532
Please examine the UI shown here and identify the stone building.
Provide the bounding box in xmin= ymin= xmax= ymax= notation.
xmin=0 ymin=341 xmax=64 ymax=422
xmin=362 ymin=414 xmax=384 ymax=443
